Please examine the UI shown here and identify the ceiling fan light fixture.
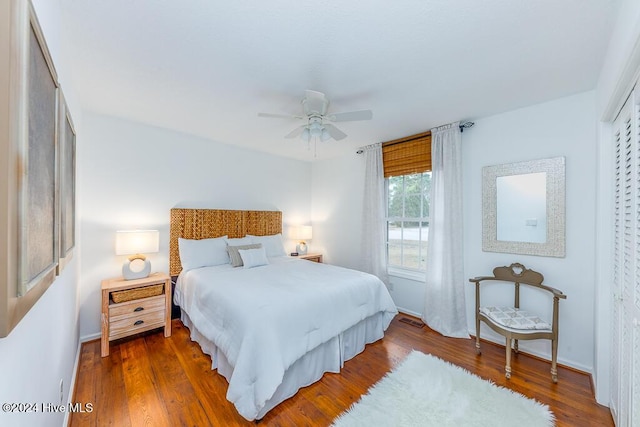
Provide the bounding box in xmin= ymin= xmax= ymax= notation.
xmin=310 ymin=125 xmax=322 ymax=138
xmin=306 ymin=119 xmax=325 ymax=139
xmin=320 ymin=128 xmax=331 ymax=142
xmin=301 ymin=127 xmax=311 ymax=142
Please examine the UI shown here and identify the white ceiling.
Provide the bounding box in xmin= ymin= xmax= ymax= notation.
xmin=61 ymin=0 xmax=619 ymax=161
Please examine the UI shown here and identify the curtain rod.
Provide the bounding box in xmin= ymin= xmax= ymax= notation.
xmin=356 ymin=121 xmax=475 ymax=154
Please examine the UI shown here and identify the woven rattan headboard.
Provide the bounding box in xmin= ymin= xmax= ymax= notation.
xmin=169 ymin=208 xmax=282 ymax=276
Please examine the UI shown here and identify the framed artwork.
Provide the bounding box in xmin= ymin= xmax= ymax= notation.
xmin=57 ymin=92 xmax=76 ymax=273
xmin=19 ymin=14 xmax=60 ymax=296
xmin=0 ymin=1 xmax=60 ymax=337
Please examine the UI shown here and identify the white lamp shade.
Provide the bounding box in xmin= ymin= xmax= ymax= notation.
xmin=292 ymin=225 xmax=312 ymax=241
xmin=115 ymin=230 xmax=159 ymax=255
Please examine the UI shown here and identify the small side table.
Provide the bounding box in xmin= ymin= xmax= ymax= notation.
xmin=300 ymin=253 xmax=323 ymax=263
xmin=101 ymin=272 xmax=172 ymax=357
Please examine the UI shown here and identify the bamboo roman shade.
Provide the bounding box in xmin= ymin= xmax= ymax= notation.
xmin=382 ymin=131 xmax=431 ymax=178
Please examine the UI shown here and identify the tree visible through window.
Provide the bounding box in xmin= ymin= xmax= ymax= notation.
xmin=386 ymin=172 xmax=431 ymax=272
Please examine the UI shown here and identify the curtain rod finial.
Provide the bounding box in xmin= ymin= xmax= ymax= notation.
xmin=459 ymin=121 xmax=475 ymax=133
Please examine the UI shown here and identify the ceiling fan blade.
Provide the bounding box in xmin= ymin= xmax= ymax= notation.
xmin=323 ymin=124 xmax=347 ymax=141
xmin=285 ymin=125 xmax=306 ymax=139
xmin=325 ymin=109 xmax=373 ymax=122
xmin=303 ymin=90 xmax=329 ymax=115
xmin=258 ymin=112 xmax=304 ymax=120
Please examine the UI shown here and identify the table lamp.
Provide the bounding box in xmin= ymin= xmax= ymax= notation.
xmin=293 ymin=225 xmax=312 ymax=255
xmin=115 ymin=230 xmax=159 ymax=280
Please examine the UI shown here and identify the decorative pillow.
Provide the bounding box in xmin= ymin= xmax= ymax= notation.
xmin=226 ymin=236 xmax=253 ymax=246
xmin=480 ymin=306 xmax=552 ymax=330
xmin=227 ymin=243 xmax=262 ymax=267
xmin=247 ymin=233 xmax=286 ymax=257
xmin=178 ymin=236 xmax=229 ymax=271
xmin=239 ymin=246 xmax=269 ymax=269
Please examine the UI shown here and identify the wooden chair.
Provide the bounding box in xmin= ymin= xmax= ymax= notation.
xmin=469 ymin=263 xmax=566 ymax=382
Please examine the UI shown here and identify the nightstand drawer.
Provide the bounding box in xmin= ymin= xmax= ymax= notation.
xmin=109 ymin=294 xmax=165 ymax=320
xmin=109 ymin=309 xmax=165 ymax=341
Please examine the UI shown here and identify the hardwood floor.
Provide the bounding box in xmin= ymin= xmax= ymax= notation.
xmin=70 ymin=316 xmax=613 ymax=426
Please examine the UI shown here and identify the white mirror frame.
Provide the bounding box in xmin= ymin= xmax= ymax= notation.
xmin=482 ymin=156 xmax=565 ymax=257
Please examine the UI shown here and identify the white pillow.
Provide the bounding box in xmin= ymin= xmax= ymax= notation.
xmin=178 ymin=236 xmax=229 ymax=271
xmin=239 ymin=246 xmax=269 ymax=269
xmin=227 ymin=243 xmax=262 ymax=267
xmin=247 ymin=233 xmax=286 ymax=257
xmin=226 ymin=236 xmax=253 ymax=246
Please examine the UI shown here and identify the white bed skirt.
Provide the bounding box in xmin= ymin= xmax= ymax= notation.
xmin=180 ymin=310 xmax=387 ymax=419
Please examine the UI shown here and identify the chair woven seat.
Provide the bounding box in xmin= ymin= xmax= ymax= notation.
xmin=479 ymin=306 xmax=552 ymax=330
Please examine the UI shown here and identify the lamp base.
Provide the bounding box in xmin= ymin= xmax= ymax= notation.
xmin=296 ymin=242 xmax=308 ymax=255
xmin=122 ymin=255 xmax=151 ymax=280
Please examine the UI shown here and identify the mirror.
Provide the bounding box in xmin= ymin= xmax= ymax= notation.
xmin=482 ymin=157 xmax=565 ymax=257
xmin=496 ymin=172 xmax=546 ymax=243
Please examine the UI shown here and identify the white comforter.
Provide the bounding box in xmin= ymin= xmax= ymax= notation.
xmin=175 ymin=257 xmax=397 ymax=420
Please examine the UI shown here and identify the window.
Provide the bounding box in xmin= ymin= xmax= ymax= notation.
xmin=382 ymin=131 xmax=431 ymax=277
xmin=386 ymin=172 xmax=431 ymax=273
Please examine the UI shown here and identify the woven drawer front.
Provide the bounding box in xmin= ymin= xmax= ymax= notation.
xmin=109 ymin=309 xmax=165 ymax=340
xmin=111 ymin=283 xmax=164 ymax=304
xmin=109 ymin=295 xmax=164 ymax=319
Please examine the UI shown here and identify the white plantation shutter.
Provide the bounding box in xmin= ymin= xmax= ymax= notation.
xmin=611 ymin=87 xmax=640 ymax=427
xmin=632 ymin=101 xmax=640 ymax=427
xmin=622 ymin=113 xmax=632 ymax=427
xmin=611 ymin=115 xmax=623 ymax=423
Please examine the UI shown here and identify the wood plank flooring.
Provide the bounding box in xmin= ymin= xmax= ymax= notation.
xmin=70 ymin=316 xmax=613 ymax=426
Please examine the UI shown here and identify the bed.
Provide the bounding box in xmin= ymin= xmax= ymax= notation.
xmin=169 ymin=208 xmax=398 ymax=421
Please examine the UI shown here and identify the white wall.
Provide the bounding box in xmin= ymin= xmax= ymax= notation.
xmin=313 ymin=90 xmax=598 ymax=372
xmin=595 ymin=0 xmax=640 ymax=118
xmin=77 ymin=113 xmax=313 ymax=338
xmin=462 ymin=90 xmax=597 ymax=372
xmin=0 ymin=1 xmax=80 ymax=427
xmin=0 ymin=262 xmax=79 ymax=427
xmin=311 ymin=153 xmax=364 ymax=269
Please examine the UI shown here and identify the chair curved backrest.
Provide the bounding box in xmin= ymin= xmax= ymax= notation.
xmin=492 ymin=263 xmax=543 ymax=285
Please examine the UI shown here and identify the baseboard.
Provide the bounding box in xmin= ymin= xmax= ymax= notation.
xmin=63 ymin=332 xmax=101 ymax=426
xmin=63 ymin=340 xmax=82 ymax=427
xmin=396 ymin=307 xmax=422 ymax=318
xmin=80 ymin=332 xmax=100 ymax=343
xmin=473 ymin=332 xmax=592 ymax=374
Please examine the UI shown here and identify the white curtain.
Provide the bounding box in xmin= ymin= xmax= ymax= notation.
xmin=422 ymin=122 xmax=468 ymax=338
xmin=361 ymin=143 xmax=389 ymax=284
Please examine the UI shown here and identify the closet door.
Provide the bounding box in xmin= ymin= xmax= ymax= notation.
xmin=632 ymin=98 xmax=640 ymax=427
xmin=611 ymin=88 xmax=640 ymax=427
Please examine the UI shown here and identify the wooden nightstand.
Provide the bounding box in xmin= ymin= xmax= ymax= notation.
xmin=300 ymin=253 xmax=323 ymax=263
xmin=101 ymin=272 xmax=172 ymax=357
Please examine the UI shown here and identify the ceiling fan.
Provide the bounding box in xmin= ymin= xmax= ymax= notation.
xmin=258 ymin=90 xmax=373 ymax=142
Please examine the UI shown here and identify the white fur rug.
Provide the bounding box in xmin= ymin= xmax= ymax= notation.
xmin=332 ymin=350 xmax=555 ymax=427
